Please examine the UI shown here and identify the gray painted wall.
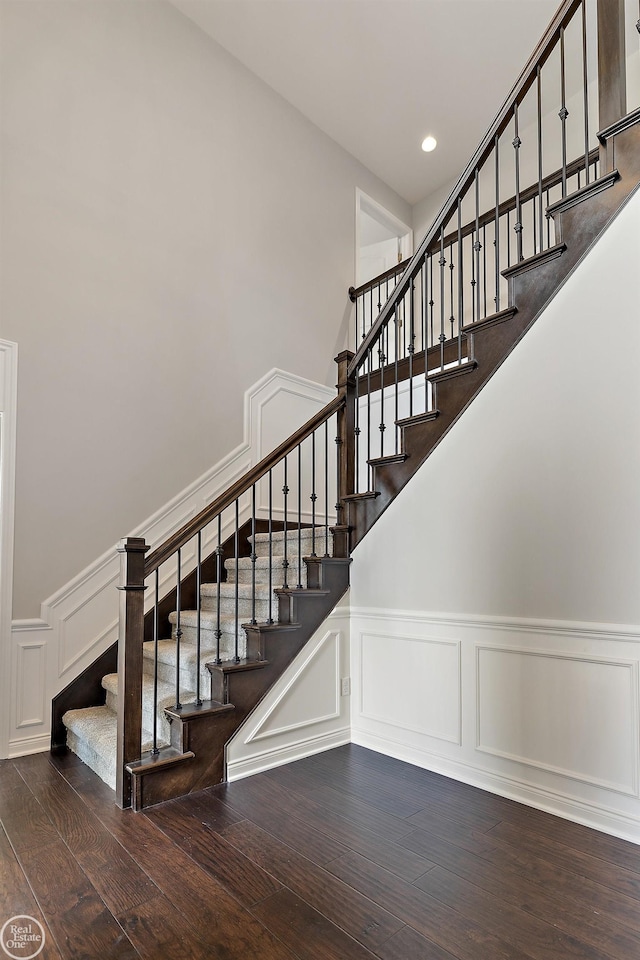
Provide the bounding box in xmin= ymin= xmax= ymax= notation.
xmin=0 ymin=0 xmax=410 ymax=618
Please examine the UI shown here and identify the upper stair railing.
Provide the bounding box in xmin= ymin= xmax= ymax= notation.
xmin=344 ymin=0 xmax=635 ymax=495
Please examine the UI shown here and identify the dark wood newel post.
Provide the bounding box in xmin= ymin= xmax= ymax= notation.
xmin=334 ymin=350 xmax=355 ymax=558
xmin=597 ymin=0 xmax=627 ymax=168
xmin=116 ymin=537 xmax=148 ymax=808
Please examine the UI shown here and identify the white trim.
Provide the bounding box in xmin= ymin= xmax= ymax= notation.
xmin=355 ymin=188 xmax=413 ymax=286
xmin=351 ymin=728 xmax=640 ymax=846
xmin=348 ymin=605 xmax=640 ymax=642
xmin=227 ymin=727 xmax=351 ymax=782
xmin=7 ymin=368 xmax=334 ymax=756
xmin=0 ymin=339 xmax=18 ymax=760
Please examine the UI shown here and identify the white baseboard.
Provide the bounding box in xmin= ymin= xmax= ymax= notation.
xmin=7 ymin=369 xmax=334 ymax=756
xmin=352 ymin=728 xmax=640 ymax=845
xmin=227 ymin=727 xmax=351 ymax=782
xmin=8 ymin=734 xmax=51 ymax=759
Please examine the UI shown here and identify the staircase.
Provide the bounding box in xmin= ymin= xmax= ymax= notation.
xmin=52 ymin=0 xmax=640 ymax=809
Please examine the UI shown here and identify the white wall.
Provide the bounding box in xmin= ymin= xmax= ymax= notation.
xmin=350 ymin=189 xmax=640 ymax=841
xmin=0 ymin=0 xmax=410 ymax=620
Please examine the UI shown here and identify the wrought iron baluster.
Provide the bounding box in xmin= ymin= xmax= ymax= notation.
xmin=394 ymin=307 xmax=399 ymax=454
xmin=379 ymin=332 xmax=386 ymax=458
xmin=481 ymin=226 xmax=487 ymax=320
xmin=582 ymin=0 xmax=590 ymax=185
xmin=409 ymin=278 xmax=415 ymax=417
xmin=513 ymin=103 xmax=523 ymax=262
xmin=494 ymin=136 xmax=500 ymax=309
xmin=457 ymin=197 xmax=463 ymax=363
xmin=268 ymin=471 xmax=273 ymax=623
xmin=196 ymin=530 xmax=202 ymax=705
xmin=282 ymin=457 xmax=289 ymax=589
xmin=175 ymin=548 xmax=182 ymax=709
xmin=474 ymin=168 xmax=481 ymax=322
xmin=324 ymin=420 xmax=329 ymax=552
xmin=297 ymin=443 xmax=302 ymax=589
xmin=311 ymin=430 xmax=317 ymax=556
xmin=250 ymin=485 xmax=257 ymax=624
xmin=439 ymin=227 xmax=446 ymax=369
xmin=559 ymin=26 xmax=568 ymax=198
xmin=234 ymin=499 xmax=239 ymax=662
xmin=152 ymin=570 xmax=159 ymax=754
xmin=449 ymin=243 xmax=455 ymax=338
xmin=215 ymin=514 xmax=222 ymax=663
xmin=537 ymin=64 xmax=544 ymax=252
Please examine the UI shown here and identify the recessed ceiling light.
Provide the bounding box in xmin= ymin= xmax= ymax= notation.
xmin=421 ymin=135 xmax=437 ymax=153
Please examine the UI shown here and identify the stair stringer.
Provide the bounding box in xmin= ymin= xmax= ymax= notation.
xmin=346 ymin=120 xmax=640 ymax=551
xmin=126 ymin=556 xmax=350 ymax=809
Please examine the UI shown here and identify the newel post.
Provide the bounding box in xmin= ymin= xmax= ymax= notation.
xmin=597 ymin=0 xmax=627 ymax=166
xmin=333 ymin=350 xmax=355 ymax=558
xmin=116 ymin=537 xmax=148 ymax=808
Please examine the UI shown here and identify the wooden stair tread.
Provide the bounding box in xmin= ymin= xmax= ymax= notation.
xmin=427 ymin=360 xmax=478 ymax=384
xmin=396 ymin=410 xmax=439 ymax=428
xmin=502 ymin=242 xmax=566 ymax=279
xmin=206 ymin=658 xmax=270 ymax=676
xmin=126 ymin=746 xmax=195 ymax=777
xmin=368 ymin=453 xmax=409 ymax=467
xmin=164 ymin=699 xmax=235 ymax=722
xmin=461 ymin=306 xmax=517 ymax=336
xmin=342 ymin=490 xmax=381 ymax=502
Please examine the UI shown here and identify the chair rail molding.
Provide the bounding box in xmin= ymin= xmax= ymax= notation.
xmin=7 ymin=368 xmax=333 ymax=758
xmin=0 ymin=339 xmax=18 ymax=760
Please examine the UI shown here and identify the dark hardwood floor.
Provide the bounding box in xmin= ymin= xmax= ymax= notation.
xmin=1 ymin=745 xmax=640 ymax=959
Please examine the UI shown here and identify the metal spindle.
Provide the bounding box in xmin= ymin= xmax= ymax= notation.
xmin=546 ymin=188 xmax=551 ymax=246
xmin=494 ymin=137 xmax=501 ymax=309
xmin=379 ymin=333 xmax=386 ymax=458
xmin=507 ymin=208 xmax=511 ymax=265
xmin=394 ymin=307 xmax=399 ymax=454
xmin=582 ymin=0 xmax=590 ymax=185
xmin=311 ymin=430 xmax=317 ymax=556
xmin=449 ymin=245 xmax=455 ymax=338
xmin=175 ymin=548 xmax=182 ymax=709
xmin=559 ymin=26 xmax=568 ymax=198
xmin=409 ymin=279 xmax=415 ymax=416
xmin=297 ymin=444 xmax=302 ymax=589
xmin=234 ymin=500 xmax=239 ymax=662
xmin=282 ymin=457 xmax=289 ymax=589
xmin=215 ymin=515 xmax=222 ymax=663
xmin=537 ymin=65 xmax=544 ymax=252
xmin=429 ymin=254 xmax=434 ymax=349
xmin=354 ymin=296 xmax=359 ymax=351
xmin=457 ymin=197 xmax=463 ymax=362
xmin=513 ymin=103 xmax=523 ymax=262
xmin=268 ymin=471 xmax=273 ymax=623
xmin=324 ymin=420 xmax=329 ymax=552
xmin=474 ymin=168 xmax=481 ymax=323
xmin=250 ymin=485 xmax=257 ymax=624
xmin=439 ymin=228 xmax=446 ymax=368
xmin=366 ymin=347 xmax=372 ymax=489
xmin=481 ymin=226 xmax=487 ymax=319
xmin=196 ymin=530 xmax=202 ymax=705
xmin=152 ymin=570 xmax=159 ymax=754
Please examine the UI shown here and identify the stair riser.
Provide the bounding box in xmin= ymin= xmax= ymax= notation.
xmin=105 ymin=689 xmax=173 ymax=745
xmin=142 ymin=658 xmax=211 ymax=699
xmin=200 ymin=595 xmax=274 ymax=620
xmin=226 ymin=565 xmax=308 ymax=587
xmin=251 ymin=533 xmax=331 ymax=559
xmin=172 ymin=623 xmax=247 ymax=659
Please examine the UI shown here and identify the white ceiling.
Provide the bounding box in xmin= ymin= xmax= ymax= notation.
xmin=171 ymin=0 xmax=558 ymax=206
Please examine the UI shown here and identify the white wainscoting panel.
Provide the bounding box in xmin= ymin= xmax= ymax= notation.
xmin=359 ymin=631 xmax=461 ymax=744
xmin=226 ymin=607 xmax=351 ymax=781
xmin=350 ymin=607 xmax=640 ymax=843
xmin=476 ymin=646 xmax=638 ymax=796
xmin=7 ymin=369 xmax=334 ymax=756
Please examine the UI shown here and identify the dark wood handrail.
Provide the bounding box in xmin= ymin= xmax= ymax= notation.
xmin=347 ymin=0 xmax=582 ymax=379
xmin=349 ymin=258 xmax=411 ymax=301
xmin=145 ymin=394 xmax=345 ymax=575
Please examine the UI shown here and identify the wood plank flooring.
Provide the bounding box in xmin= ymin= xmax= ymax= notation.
xmin=1 ymin=745 xmax=640 ymax=959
